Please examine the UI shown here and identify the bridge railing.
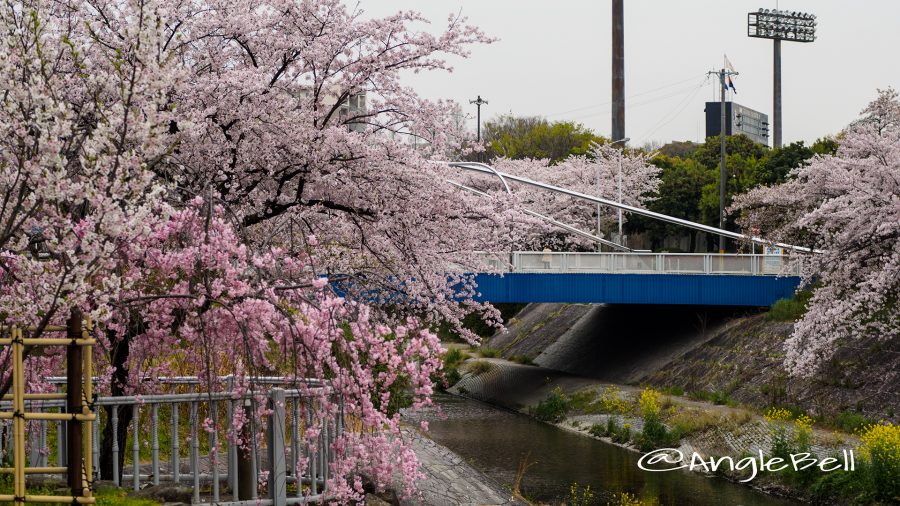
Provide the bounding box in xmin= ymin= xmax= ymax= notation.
xmin=496 ymin=252 xmax=801 ymax=276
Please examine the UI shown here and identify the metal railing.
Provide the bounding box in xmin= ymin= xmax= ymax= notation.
xmin=478 ymin=252 xmax=801 ymax=276
xmin=0 ymin=377 xmax=340 ymax=505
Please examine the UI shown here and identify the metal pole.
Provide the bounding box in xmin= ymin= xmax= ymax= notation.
xmin=190 ymin=402 xmax=199 ymax=504
xmin=469 ymin=96 xmax=488 ymax=162
xmin=132 ymin=405 xmax=139 ymax=491
xmin=595 ymin=164 xmax=602 ymax=251
xmin=151 ymin=404 xmax=159 ymax=486
xmin=267 ymin=389 xmax=287 ymax=506
xmin=111 ymin=406 xmax=119 ymax=486
xmin=773 ymin=39 xmax=782 ymax=148
xmin=476 ymin=99 xmax=481 ymax=142
xmin=66 ymin=309 xmax=83 ymax=496
xmin=617 ymin=152 xmax=623 ymax=245
xmin=719 ymin=68 xmax=727 ymax=253
xmin=171 ymin=403 xmax=179 ymax=483
xmin=612 ymin=0 xmax=625 ymax=142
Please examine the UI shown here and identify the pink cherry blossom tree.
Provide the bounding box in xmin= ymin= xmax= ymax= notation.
xmin=486 ymin=143 xmax=661 ymax=249
xmin=110 ymin=199 xmax=443 ymax=498
xmin=732 ymin=88 xmax=900 ymax=376
xmin=0 ymin=0 xmax=179 ymax=388
xmin=0 ymin=0 xmax=526 ymax=500
xmin=153 ymin=0 xmax=523 ymax=339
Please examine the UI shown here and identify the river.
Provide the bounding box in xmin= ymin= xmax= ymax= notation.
xmin=416 ymin=393 xmax=800 ymax=506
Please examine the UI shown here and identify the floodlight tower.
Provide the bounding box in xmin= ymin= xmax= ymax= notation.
xmin=748 ymin=8 xmax=817 ymax=148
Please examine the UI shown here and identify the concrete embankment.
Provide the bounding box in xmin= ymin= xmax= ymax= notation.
xmin=483 ymin=303 xmax=899 ymax=422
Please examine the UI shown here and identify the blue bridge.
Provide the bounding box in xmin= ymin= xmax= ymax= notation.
xmin=473 ymin=252 xmax=802 ymax=307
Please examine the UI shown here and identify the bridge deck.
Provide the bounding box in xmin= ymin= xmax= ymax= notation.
xmin=473 ymin=252 xmax=803 ymax=306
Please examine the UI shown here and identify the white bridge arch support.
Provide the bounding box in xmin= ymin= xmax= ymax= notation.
xmin=446 ymin=161 xmax=819 ymax=254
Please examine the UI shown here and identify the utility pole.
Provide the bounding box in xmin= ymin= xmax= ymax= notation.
xmin=708 ymin=66 xmax=738 ymax=253
xmin=611 ymin=0 xmax=625 ymax=143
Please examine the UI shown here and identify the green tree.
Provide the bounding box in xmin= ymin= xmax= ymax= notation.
xmin=691 ymin=134 xmax=767 ymax=170
xmin=483 ymin=114 xmax=606 ymax=163
xmin=760 ymin=141 xmax=814 ymax=185
xmin=628 ymin=155 xmax=711 ymax=251
xmin=810 ymin=136 xmax=839 ymax=155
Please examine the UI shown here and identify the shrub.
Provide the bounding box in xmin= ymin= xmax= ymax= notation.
xmin=859 ymin=423 xmax=900 ymax=501
xmin=598 ymin=386 xmax=631 ymax=414
xmin=567 ymin=389 xmax=598 ymax=412
xmin=529 ymin=386 xmax=570 ymax=423
xmin=637 ymin=388 xmax=679 ymax=451
xmin=766 ymin=289 xmax=813 ymax=321
xmin=764 ymin=408 xmax=818 ymax=484
xmin=567 ymin=483 xmax=595 ymax=506
xmin=639 ymin=387 xmax=661 ymax=417
xmin=443 ymin=347 xmax=468 ymax=367
xmin=607 ymin=492 xmax=642 ymax=506
xmin=435 ymin=347 xmax=468 ymax=389
xmin=765 ymin=407 xmax=797 ymax=461
xmin=442 ymin=368 xmax=461 ymax=388
xmin=612 ymin=422 xmax=632 ymax=444
xmin=588 ymin=417 xmax=631 ymax=443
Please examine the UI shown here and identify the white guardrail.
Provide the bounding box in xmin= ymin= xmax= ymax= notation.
xmin=0 ymin=376 xmax=339 ymax=505
xmin=480 ymin=252 xmax=802 ymax=276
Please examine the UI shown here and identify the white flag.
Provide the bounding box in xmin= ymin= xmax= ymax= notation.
xmin=724 ymin=54 xmax=737 ymax=72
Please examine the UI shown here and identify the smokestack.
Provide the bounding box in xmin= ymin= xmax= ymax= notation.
xmin=612 ymin=0 xmax=625 ymax=142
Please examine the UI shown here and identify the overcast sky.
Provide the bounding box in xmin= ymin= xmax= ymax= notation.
xmin=359 ymin=0 xmax=900 ymax=148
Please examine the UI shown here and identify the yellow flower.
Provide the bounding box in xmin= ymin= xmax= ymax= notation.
xmin=639 ymin=387 xmax=661 ymax=417
xmin=764 ymin=407 xmax=793 ymax=423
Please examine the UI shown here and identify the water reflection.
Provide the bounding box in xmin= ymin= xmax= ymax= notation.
xmin=412 ymin=394 xmax=798 ymax=506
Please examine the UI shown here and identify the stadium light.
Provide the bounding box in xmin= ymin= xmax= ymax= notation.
xmin=748 ymin=9 xmax=817 ymax=43
xmin=748 ymin=8 xmax=817 ymax=148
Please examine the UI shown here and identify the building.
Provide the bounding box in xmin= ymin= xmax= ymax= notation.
xmin=297 ymin=87 xmax=367 ymax=133
xmin=705 ymin=102 xmax=769 ymax=146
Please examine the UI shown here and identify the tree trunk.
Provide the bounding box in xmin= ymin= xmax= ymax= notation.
xmin=99 ymin=325 xmax=132 ymax=481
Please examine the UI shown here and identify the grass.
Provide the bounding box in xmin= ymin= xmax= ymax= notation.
xmin=687 ymin=388 xmax=737 ymax=406
xmin=0 ymin=478 xmax=160 ymax=506
xmin=437 ymin=347 xmax=469 ymax=389
xmin=509 ymin=354 xmax=535 ymax=365
xmin=824 ymin=410 xmax=875 ymax=433
xmin=589 ymin=417 xmax=632 ymax=444
xmin=477 ymin=347 xmax=500 ymax=358
xmin=659 ymin=385 xmax=684 ymax=396
xmin=566 ymin=388 xmax=598 ymax=412
xmin=95 ymin=487 xmax=161 ymax=506
xmin=466 ymin=360 xmax=494 ymax=377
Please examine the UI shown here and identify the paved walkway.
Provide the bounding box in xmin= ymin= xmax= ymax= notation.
xmin=402 ymin=429 xmax=523 ymax=506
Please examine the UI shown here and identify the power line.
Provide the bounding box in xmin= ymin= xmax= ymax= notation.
xmin=637 ymin=78 xmax=709 ymax=141
xmin=567 ymin=80 xmax=706 ymax=122
xmin=544 ymin=73 xmax=707 ymax=118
